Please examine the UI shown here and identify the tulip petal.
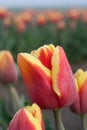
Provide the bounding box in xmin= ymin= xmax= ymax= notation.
xmin=74 ymin=69 xmax=84 ymax=79
xmin=25 ymin=103 xmax=45 ymax=130
xmin=52 ymin=46 xmax=77 ymax=107
xmin=17 ymin=53 xmax=59 ymax=109
xmin=77 ymin=71 xmax=87 ymax=90
xmin=31 ymin=44 xmax=55 ymax=69
xmin=77 ymin=72 xmax=87 ymax=113
xmin=70 ymin=79 xmax=81 ymax=113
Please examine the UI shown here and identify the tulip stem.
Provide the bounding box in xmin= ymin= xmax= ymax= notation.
xmin=8 ymin=85 xmax=22 ymax=114
xmin=80 ymin=114 xmax=87 ymax=130
xmin=53 ymin=109 xmax=65 ymax=130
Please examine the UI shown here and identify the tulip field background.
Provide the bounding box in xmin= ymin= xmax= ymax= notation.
xmin=0 ymin=7 xmax=87 ymax=130
xmin=0 ymin=8 xmax=87 ymax=63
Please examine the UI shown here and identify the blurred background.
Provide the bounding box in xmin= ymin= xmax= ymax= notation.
xmin=0 ymin=0 xmax=87 ymax=63
xmin=0 ymin=0 xmax=87 ymax=130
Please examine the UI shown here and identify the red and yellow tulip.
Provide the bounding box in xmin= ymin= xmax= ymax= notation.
xmin=17 ymin=44 xmax=77 ymax=109
xmin=8 ymin=103 xmax=45 ymax=130
xmin=70 ymin=69 xmax=87 ymax=114
xmin=0 ymin=51 xmax=18 ymax=84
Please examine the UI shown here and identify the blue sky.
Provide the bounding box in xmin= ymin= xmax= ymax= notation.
xmin=0 ymin=0 xmax=87 ymax=7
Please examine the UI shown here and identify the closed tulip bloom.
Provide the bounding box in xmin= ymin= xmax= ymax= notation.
xmin=17 ymin=44 xmax=77 ymax=109
xmin=8 ymin=103 xmax=45 ymax=130
xmin=0 ymin=51 xmax=18 ymax=84
xmin=70 ymin=69 xmax=87 ymax=114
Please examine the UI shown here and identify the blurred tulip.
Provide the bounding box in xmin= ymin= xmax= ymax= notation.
xmin=81 ymin=10 xmax=87 ymax=24
xmin=21 ymin=12 xmax=32 ymax=24
xmin=36 ymin=14 xmax=47 ymax=27
xmin=46 ymin=10 xmax=63 ymax=23
xmin=0 ymin=8 xmax=8 ymax=19
xmin=16 ymin=21 xmax=26 ymax=33
xmin=17 ymin=44 xmax=77 ymax=109
xmin=8 ymin=103 xmax=45 ymax=130
xmin=0 ymin=51 xmax=18 ymax=84
xmin=68 ymin=9 xmax=81 ymax=21
xmin=56 ymin=20 xmax=66 ymax=30
xmin=70 ymin=69 xmax=87 ymax=114
xmin=14 ymin=15 xmax=22 ymax=25
xmin=3 ymin=17 xmax=12 ymax=28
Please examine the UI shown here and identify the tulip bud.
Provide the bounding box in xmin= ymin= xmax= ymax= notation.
xmin=70 ymin=69 xmax=87 ymax=114
xmin=0 ymin=8 xmax=7 ymax=19
xmin=68 ymin=9 xmax=81 ymax=21
xmin=0 ymin=51 xmax=18 ymax=84
xmin=56 ymin=20 xmax=66 ymax=30
xmin=16 ymin=21 xmax=26 ymax=33
xmin=17 ymin=44 xmax=77 ymax=109
xmin=36 ymin=14 xmax=47 ymax=27
xmin=4 ymin=17 xmax=11 ymax=28
xmin=8 ymin=103 xmax=45 ymax=130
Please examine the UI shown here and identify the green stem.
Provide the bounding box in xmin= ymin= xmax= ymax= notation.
xmin=80 ymin=114 xmax=87 ymax=130
xmin=8 ymin=85 xmax=22 ymax=114
xmin=53 ymin=109 xmax=65 ymax=130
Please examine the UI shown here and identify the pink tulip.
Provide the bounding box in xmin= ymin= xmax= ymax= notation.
xmin=0 ymin=51 xmax=18 ymax=84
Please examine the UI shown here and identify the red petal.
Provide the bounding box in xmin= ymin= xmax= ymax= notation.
xmin=17 ymin=53 xmax=59 ymax=109
xmin=31 ymin=44 xmax=55 ymax=70
xmin=52 ymin=46 xmax=77 ymax=107
xmin=79 ymin=79 xmax=87 ymax=113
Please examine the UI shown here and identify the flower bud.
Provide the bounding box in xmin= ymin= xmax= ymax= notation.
xmin=0 ymin=51 xmax=18 ymax=84
xmin=70 ymin=69 xmax=87 ymax=114
xmin=8 ymin=103 xmax=45 ymax=130
xmin=17 ymin=44 xmax=77 ymax=109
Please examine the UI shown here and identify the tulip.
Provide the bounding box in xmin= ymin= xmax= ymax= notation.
xmin=56 ymin=20 xmax=66 ymax=30
xmin=70 ymin=69 xmax=87 ymax=114
xmin=17 ymin=44 xmax=77 ymax=109
xmin=68 ymin=9 xmax=81 ymax=21
xmin=46 ymin=11 xmax=63 ymax=23
xmin=8 ymin=103 xmax=45 ymax=130
xmin=0 ymin=8 xmax=8 ymax=19
xmin=0 ymin=51 xmax=18 ymax=84
xmin=81 ymin=10 xmax=87 ymax=24
xmin=36 ymin=14 xmax=47 ymax=27
xmin=22 ymin=12 xmax=32 ymax=24
xmin=70 ymin=69 xmax=87 ymax=130
xmin=4 ymin=17 xmax=11 ymax=28
xmin=16 ymin=21 xmax=26 ymax=33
